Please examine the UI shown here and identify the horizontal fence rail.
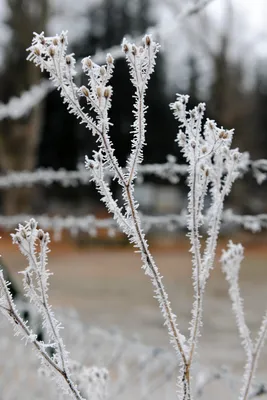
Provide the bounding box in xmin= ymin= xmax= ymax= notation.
xmin=0 ymin=154 xmax=266 ymax=235
xmin=0 ymin=153 xmax=267 ymax=188
xmin=0 ymin=210 xmax=266 ymax=239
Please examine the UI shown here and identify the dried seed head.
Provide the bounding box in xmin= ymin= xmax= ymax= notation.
xmin=30 ymin=219 xmax=36 ymax=230
xmin=48 ymin=46 xmax=55 ymax=57
xmin=96 ymin=86 xmax=102 ymax=98
xmin=178 ymin=132 xmax=186 ymax=144
xmin=123 ymin=43 xmax=129 ymax=53
xmin=39 ymin=36 xmax=46 ymax=45
xmin=14 ymin=235 xmax=21 ymax=245
xmin=59 ymin=33 xmax=66 ymax=44
xmin=21 ymin=229 xmax=27 ymax=239
xmin=33 ymin=46 xmax=41 ymax=56
xmin=198 ymin=103 xmax=205 ymax=114
xmin=53 ymin=38 xmax=58 ymax=46
xmin=190 ymin=140 xmax=196 ymax=149
xmin=87 ymin=160 xmax=95 ymax=169
xmin=205 ymin=168 xmax=209 ymax=177
xmin=80 ymin=86 xmax=89 ymax=97
xmin=202 ymin=146 xmax=207 ymax=154
xmin=131 ymin=45 xmax=137 ymax=55
xmin=219 ymin=130 xmax=228 ymax=139
xmin=103 ymin=87 xmax=111 ymax=99
xmin=84 ymin=57 xmax=92 ymax=69
xmin=100 ymin=66 xmax=106 ymax=76
xmin=106 ymin=53 xmax=114 ymax=64
xmin=145 ymin=35 xmax=151 ymax=46
xmin=208 ymin=121 xmax=215 ymax=130
xmin=66 ymin=54 xmax=74 ymax=65
xmin=37 ymin=230 xmax=44 ymax=241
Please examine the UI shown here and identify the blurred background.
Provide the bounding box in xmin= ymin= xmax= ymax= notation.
xmin=0 ymin=0 xmax=267 ymax=219
xmin=0 ymin=1 xmax=267 ymax=398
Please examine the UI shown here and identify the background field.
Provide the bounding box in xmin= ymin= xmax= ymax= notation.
xmin=3 ymin=234 xmax=267 ymax=374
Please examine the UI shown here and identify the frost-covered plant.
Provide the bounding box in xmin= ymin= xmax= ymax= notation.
xmin=0 ymin=31 xmax=266 ymax=400
xmin=0 ymin=220 xmax=108 ymax=400
xmin=170 ymin=94 xmax=242 ymax=395
xmin=221 ymin=242 xmax=267 ymax=400
xmin=25 ymin=31 xmax=189 ymax=395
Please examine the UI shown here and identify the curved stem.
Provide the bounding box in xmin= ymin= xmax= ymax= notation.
xmin=241 ymin=314 xmax=267 ymax=400
xmin=125 ymin=185 xmax=187 ymax=366
xmin=0 ymin=273 xmax=84 ymax=400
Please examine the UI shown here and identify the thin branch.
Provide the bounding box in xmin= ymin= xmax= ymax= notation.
xmin=0 ymin=270 xmax=84 ymax=400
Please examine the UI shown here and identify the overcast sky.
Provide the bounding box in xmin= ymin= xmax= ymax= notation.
xmin=0 ymin=0 xmax=267 ymax=92
xmin=207 ymin=0 xmax=267 ymax=57
xmin=152 ymin=0 xmax=267 ymax=93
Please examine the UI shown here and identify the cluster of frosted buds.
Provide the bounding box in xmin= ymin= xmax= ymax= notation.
xmin=11 ymin=218 xmax=50 ymax=254
xmin=170 ymin=94 xmax=242 ymax=190
xmin=27 ymin=31 xmax=77 ymax=78
xmin=121 ymin=34 xmax=160 ymax=184
xmin=122 ymin=34 xmax=160 ymax=92
xmin=171 ymin=94 xmax=234 ymax=164
xmin=221 ymin=241 xmax=244 ymax=280
xmin=79 ymin=52 xmax=114 ymax=115
xmin=27 ymin=31 xmax=115 ymax=141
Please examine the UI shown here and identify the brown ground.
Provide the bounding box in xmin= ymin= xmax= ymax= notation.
xmin=1 ymin=232 xmax=267 ymax=374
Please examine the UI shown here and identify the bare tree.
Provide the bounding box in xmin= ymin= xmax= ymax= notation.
xmin=0 ymin=0 xmax=48 ymax=215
